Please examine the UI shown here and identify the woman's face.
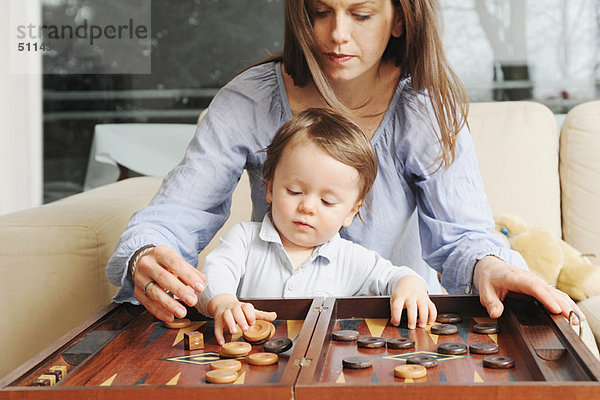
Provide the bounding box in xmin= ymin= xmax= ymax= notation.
xmin=309 ymin=0 xmax=402 ymax=83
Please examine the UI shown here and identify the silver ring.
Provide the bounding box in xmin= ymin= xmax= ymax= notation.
xmin=144 ymin=281 xmax=156 ymax=296
xmin=569 ymin=310 xmax=583 ymax=338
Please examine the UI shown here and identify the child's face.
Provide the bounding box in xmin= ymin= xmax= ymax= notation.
xmin=310 ymin=0 xmax=402 ymax=83
xmin=266 ymin=139 xmax=362 ymax=252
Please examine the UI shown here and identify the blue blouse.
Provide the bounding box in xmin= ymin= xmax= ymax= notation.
xmin=107 ymin=61 xmax=527 ymax=303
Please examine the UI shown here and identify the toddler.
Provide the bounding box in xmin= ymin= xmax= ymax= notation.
xmin=197 ymin=108 xmax=436 ymax=344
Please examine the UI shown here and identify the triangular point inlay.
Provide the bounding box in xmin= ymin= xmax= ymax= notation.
xmin=287 ymin=320 xmax=303 ymax=340
xmin=100 ymin=373 xmax=117 ymax=386
xmin=365 ymin=318 xmax=388 ymax=337
xmin=166 ymin=372 xmax=181 ymax=385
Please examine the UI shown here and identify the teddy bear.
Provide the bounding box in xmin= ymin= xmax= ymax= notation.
xmin=494 ymin=213 xmax=600 ymax=302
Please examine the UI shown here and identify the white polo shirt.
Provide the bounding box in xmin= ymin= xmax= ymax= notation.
xmin=196 ymin=214 xmax=424 ymax=316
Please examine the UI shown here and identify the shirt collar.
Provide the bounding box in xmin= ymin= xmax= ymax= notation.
xmin=258 ymin=213 xmax=341 ymax=264
xmin=259 ymin=213 xmax=284 ymax=245
xmin=312 ymin=232 xmax=341 ymax=263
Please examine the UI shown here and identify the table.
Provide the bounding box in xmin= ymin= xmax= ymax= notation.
xmin=83 ymin=123 xmax=197 ymax=190
xmin=2 ymin=295 xmax=599 ymax=399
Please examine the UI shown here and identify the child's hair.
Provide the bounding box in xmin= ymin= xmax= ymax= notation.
xmin=280 ymin=0 xmax=469 ymax=169
xmin=263 ymin=108 xmax=377 ymax=204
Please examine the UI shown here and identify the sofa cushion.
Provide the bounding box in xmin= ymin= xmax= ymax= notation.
xmin=0 ymin=176 xmax=162 ymax=378
xmin=560 ymin=100 xmax=600 ymax=258
xmin=468 ymin=102 xmax=561 ymax=238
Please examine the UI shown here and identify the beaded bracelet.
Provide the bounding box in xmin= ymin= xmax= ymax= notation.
xmin=130 ymin=244 xmax=156 ymax=280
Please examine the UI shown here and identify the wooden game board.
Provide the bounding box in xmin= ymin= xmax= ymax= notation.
xmin=2 ymin=295 xmax=599 ymax=399
xmin=295 ymin=296 xmax=600 ymax=399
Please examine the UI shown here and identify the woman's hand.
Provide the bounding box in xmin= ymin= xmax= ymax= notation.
xmin=133 ymin=245 xmax=207 ymax=322
xmin=208 ymin=293 xmax=278 ymax=345
xmin=390 ymin=275 xmax=437 ymax=329
xmin=473 ymin=256 xmax=584 ymax=322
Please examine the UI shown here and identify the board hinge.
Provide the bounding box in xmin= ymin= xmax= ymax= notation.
xmin=293 ymin=358 xmax=312 ymax=368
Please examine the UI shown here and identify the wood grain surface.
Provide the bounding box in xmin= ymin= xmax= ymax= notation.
xmin=2 ymin=295 xmax=599 ymax=400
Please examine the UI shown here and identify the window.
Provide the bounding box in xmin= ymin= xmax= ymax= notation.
xmin=41 ymin=0 xmax=600 ymax=202
xmin=42 ymin=0 xmax=284 ymax=202
xmin=442 ymin=0 xmax=599 ymax=111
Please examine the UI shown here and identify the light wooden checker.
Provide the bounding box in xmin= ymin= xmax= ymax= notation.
xmin=219 ymin=341 xmax=252 ymax=358
xmin=243 ymin=320 xmax=275 ymax=343
xmin=205 ymin=369 xmax=238 ymax=384
xmin=165 ymin=319 xmax=192 ymax=329
xmin=248 ymin=352 xmax=278 ymax=366
xmin=210 ymin=359 xmax=242 ymax=371
xmin=394 ymin=364 xmax=427 ymax=379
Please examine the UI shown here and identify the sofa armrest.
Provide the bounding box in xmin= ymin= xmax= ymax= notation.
xmin=560 ymin=100 xmax=600 ymax=259
xmin=579 ymin=296 xmax=600 ymax=359
xmin=0 ymin=176 xmax=162 ymax=379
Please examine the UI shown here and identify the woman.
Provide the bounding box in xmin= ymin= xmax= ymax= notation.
xmin=106 ymin=0 xmax=580 ymax=326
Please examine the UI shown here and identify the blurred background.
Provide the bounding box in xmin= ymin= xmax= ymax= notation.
xmin=17 ymin=0 xmax=600 ymax=204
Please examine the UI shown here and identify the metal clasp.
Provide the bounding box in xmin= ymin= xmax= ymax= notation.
xmin=293 ymin=358 xmax=312 ymax=367
xmin=313 ymin=306 xmax=329 ymax=312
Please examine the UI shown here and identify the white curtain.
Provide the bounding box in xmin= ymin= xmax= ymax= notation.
xmin=0 ymin=0 xmax=43 ymax=215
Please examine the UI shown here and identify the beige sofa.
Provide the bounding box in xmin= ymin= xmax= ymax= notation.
xmin=1 ymin=100 xmax=599 ymax=379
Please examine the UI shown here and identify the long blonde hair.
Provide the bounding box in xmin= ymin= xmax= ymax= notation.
xmin=279 ymin=0 xmax=469 ymax=168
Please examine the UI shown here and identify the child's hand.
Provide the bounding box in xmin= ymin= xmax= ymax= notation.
xmin=208 ymin=293 xmax=277 ymax=345
xmin=389 ymin=276 xmax=437 ymax=329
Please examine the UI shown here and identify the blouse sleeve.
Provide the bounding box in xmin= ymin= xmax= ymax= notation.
xmin=401 ymin=96 xmax=528 ymax=294
xmin=106 ymin=64 xmax=283 ymax=304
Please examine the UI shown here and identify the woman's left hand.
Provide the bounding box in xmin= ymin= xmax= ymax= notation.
xmin=473 ymin=255 xmax=584 ymax=322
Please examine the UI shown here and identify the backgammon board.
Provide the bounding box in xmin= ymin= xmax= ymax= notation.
xmin=2 ymin=295 xmax=599 ymax=399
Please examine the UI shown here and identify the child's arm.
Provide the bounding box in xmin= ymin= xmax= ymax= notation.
xmin=341 ymin=242 xmax=436 ymax=329
xmin=196 ymin=222 xmax=277 ymax=344
xmin=389 ymin=275 xmax=437 ymax=329
xmin=208 ymin=293 xmax=277 ymax=345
